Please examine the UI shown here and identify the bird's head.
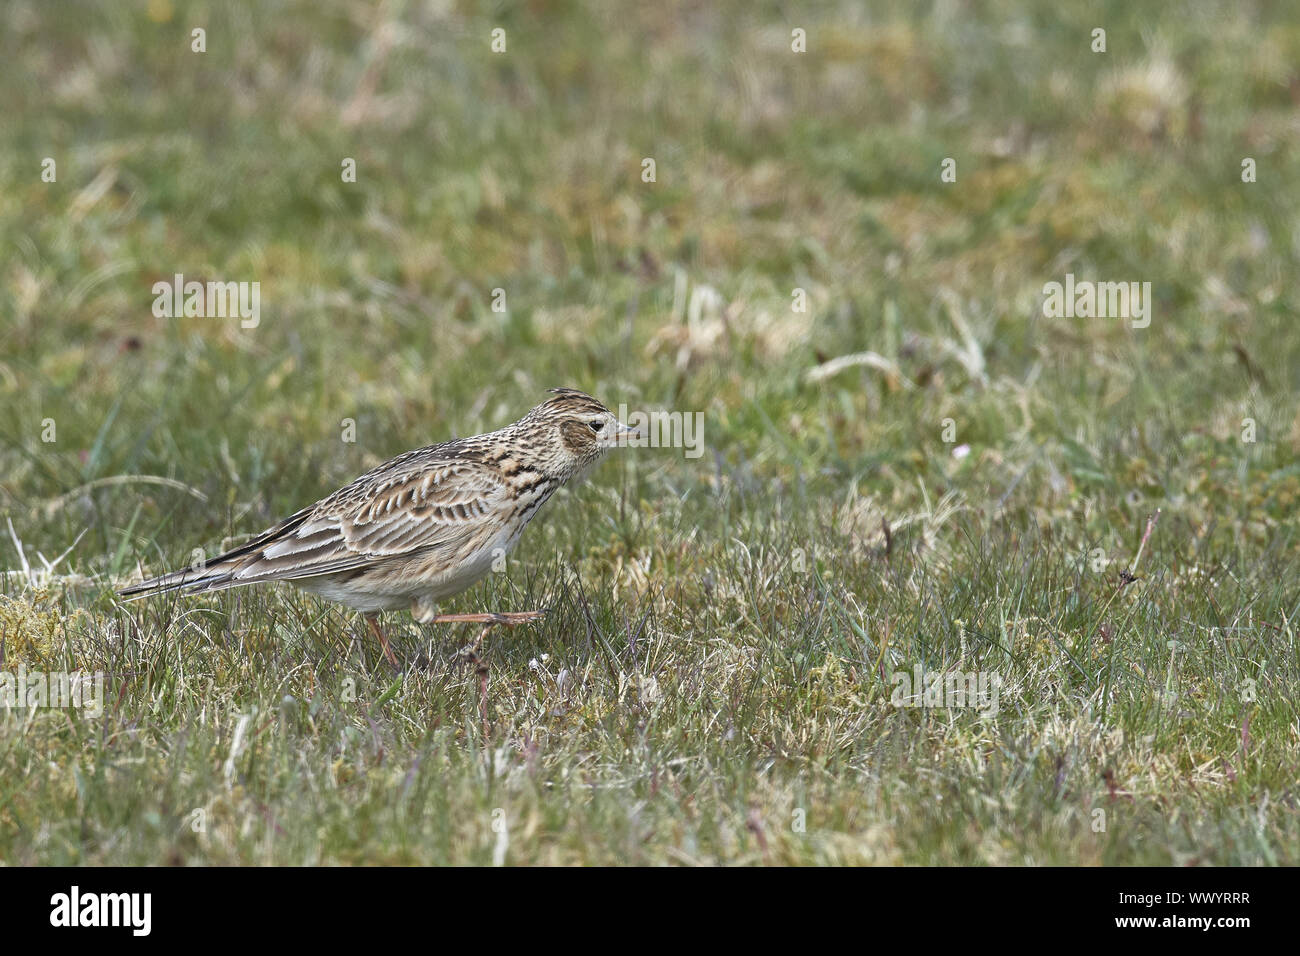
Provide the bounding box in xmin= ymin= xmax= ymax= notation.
xmin=522 ymin=387 xmax=639 ymax=477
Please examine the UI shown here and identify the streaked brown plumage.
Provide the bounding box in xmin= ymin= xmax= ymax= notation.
xmin=120 ymin=388 xmax=637 ymax=664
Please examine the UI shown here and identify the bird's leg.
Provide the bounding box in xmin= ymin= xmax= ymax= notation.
xmin=427 ymin=611 xmax=544 ymax=626
xmin=410 ymin=597 xmax=544 ymax=665
xmin=365 ymin=613 xmax=401 ymax=669
xmin=431 ymin=611 xmax=544 ymax=664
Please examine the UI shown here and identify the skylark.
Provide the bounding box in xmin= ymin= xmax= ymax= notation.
xmin=119 ymin=388 xmax=637 ymax=666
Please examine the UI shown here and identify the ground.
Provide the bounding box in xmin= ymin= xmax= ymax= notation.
xmin=0 ymin=1 xmax=1297 ymax=864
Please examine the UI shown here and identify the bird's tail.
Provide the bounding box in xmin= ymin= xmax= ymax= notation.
xmin=117 ymin=507 xmax=313 ymax=601
xmin=117 ymin=563 xmax=243 ymax=600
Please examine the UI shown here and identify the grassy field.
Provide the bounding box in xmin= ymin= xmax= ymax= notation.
xmin=1 ymin=0 xmax=1298 ymax=865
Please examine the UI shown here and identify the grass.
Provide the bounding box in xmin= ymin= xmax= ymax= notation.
xmin=1 ymin=0 xmax=1298 ymax=865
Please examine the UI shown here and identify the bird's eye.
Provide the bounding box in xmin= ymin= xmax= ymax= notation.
xmin=588 ymin=420 xmax=605 ymax=433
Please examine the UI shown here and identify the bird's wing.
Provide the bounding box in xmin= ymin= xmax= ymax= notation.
xmin=238 ymin=459 xmax=512 ymax=580
xmin=120 ymin=457 xmax=513 ymax=596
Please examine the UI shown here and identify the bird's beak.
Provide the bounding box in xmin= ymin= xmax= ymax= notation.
xmin=608 ymin=421 xmax=641 ymax=447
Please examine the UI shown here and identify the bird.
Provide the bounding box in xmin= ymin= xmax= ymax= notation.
xmin=119 ymin=388 xmax=639 ymax=667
